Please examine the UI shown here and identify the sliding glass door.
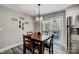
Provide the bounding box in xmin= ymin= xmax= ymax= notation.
xmin=41 ymin=16 xmax=68 ymax=53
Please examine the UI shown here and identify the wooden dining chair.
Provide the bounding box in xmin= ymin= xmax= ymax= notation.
xmin=43 ymin=35 xmax=54 ymax=54
xmin=23 ymin=35 xmax=40 ymax=54
xmin=27 ymin=32 xmax=33 ymax=35
xmin=37 ymin=32 xmax=41 ymax=35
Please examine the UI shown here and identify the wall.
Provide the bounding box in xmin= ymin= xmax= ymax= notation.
xmin=66 ymin=5 xmax=79 ymax=25
xmin=0 ymin=5 xmax=34 ymax=50
xmin=35 ymin=21 xmax=41 ymax=32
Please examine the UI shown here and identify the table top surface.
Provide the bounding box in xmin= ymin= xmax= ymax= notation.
xmin=25 ymin=34 xmax=50 ymax=41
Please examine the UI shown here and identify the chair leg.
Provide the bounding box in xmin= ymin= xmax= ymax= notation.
xmin=49 ymin=41 xmax=52 ymax=54
xmin=32 ymin=50 xmax=34 ymax=54
xmin=37 ymin=47 xmax=41 ymax=54
xmin=23 ymin=44 xmax=26 ymax=54
xmin=51 ymin=43 xmax=53 ymax=54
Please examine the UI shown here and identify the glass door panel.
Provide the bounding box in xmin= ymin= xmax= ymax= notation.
xmin=41 ymin=16 xmax=68 ymax=54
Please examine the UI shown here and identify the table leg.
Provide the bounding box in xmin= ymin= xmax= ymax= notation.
xmin=39 ymin=42 xmax=44 ymax=54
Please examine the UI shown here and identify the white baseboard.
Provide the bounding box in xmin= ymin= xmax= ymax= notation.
xmin=0 ymin=42 xmax=23 ymax=52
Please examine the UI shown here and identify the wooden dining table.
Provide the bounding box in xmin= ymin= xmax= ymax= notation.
xmin=25 ymin=33 xmax=50 ymax=54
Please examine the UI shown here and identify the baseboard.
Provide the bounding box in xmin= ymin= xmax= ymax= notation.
xmin=0 ymin=42 xmax=23 ymax=52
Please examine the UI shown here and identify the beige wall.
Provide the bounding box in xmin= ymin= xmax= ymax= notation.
xmin=0 ymin=5 xmax=34 ymax=50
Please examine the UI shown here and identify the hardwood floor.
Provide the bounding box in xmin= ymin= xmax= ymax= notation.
xmin=0 ymin=44 xmax=67 ymax=54
xmin=0 ymin=45 xmax=23 ymax=54
xmin=0 ymin=44 xmax=49 ymax=54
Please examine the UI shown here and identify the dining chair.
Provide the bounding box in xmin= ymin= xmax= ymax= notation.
xmin=37 ymin=32 xmax=41 ymax=35
xmin=43 ymin=35 xmax=54 ymax=54
xmin=23 ymin=35 xmax=40 ymax=54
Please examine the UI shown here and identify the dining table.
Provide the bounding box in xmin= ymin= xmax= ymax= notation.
xmin=25 ymin=33 xmax=50 ymax=54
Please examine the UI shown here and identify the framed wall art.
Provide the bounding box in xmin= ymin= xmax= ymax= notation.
xmin=19 ymin=21 xmax=21 ymax=28
xmin=22 ymin=23 xmax=24 ymax=30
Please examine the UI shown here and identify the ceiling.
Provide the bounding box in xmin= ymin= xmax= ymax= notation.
xmin=1 ymin=4 xmax=72 ymax=16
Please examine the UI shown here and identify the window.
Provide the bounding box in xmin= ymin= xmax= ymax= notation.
xmin=41 ymin=16 xmax=63 ymax=40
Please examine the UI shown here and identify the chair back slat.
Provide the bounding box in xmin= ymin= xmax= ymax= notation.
xmin=23 ymin=35 xmax=33 ymax=53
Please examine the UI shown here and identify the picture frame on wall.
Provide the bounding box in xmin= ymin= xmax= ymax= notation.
xmin=25 ymin=21 xmax=29 ymax=24
xmin=22 ymin=23 xmax=24 ymax=30
xmin=19 ymin=21 xmax=21 ymax=28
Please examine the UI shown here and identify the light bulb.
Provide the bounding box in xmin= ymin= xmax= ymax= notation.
xmin=36 ymin=17 xmax=39 ymax=21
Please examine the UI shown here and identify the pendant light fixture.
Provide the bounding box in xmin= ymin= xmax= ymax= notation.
xmin=36 ymin=4 xmax=43 ymax=21
xmin=38 ymin=4 xmax=40 ymax=21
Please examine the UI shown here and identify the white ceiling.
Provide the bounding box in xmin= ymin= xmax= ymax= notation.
xmin=1 ymin=4 xmax=72 ymax=16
